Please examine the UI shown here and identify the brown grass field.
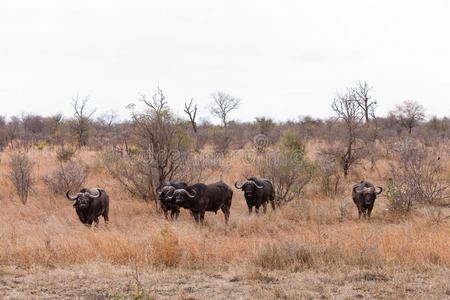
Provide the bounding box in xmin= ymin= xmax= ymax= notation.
xmin=0 ymin=144 xmax=449 ymax=299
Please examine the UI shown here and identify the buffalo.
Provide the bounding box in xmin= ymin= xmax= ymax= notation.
xmin=158 ymin=181 xmax=188 ymax=220
xmin=66 ymin=188 xmax=109 ymax=226
xmin=235 ymin=177 xmax=275 ymax=215
xmin=168 ymin=181 xmax=232 ymax=224
xmin=352 ymin=180 xmax=382 ymax=219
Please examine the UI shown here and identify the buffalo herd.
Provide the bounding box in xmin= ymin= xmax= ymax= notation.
xmin=66 ymin=179 xmax=383 ymax=225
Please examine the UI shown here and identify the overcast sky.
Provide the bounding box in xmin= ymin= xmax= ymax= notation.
xmin=1 ymin=0 xmax=449 ymax=123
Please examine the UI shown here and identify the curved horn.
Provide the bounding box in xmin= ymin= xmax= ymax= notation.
xmin=160 ymin=186 xmax=174 ymax=196
xmin=252 ymin=181 xmax=264 ymax=189
xmin=376 ymin=186 xmax=383 ymax=195
xmin=166 ymin=188 xmax=177 ymax=199
xmin=166 ymin=188 xmax=175 ymax=199
xmin=234 ymin=181 xmax=246 ymax=189
xmin=169 ymin=189 xmax=196 ymax=199
xmin=88 ymin=188 xmax=102 ymax=199
xmin=183 ymin=189 xmax=196 ymax=198
xmin=66 ymin=190 xmax=80 ymax=201
xmin=353 ymin=186 xmax=363 ymax=194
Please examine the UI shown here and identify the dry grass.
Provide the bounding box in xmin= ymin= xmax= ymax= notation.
xmin=0 ymin=145 xmax=449 ymax=298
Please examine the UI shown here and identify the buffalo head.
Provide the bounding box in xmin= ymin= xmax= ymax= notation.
xmin=66 ymin=188 xmax=102 ymax=209
xmin=167 ymin=188 xmax=196 ymax=205
xmin=353 ymin=185 xmax=382 ymax=206
xmin=158 ymin=185 xmax=176 ymax=202
xmin=234 ymin=180 xmax=263 ymax=198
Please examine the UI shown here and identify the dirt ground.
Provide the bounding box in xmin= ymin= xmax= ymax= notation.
xmin=1 ymin=264 xmax=449 ymax=299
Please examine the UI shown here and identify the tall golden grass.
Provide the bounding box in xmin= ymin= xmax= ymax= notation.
xmin=0 ymin=145 xmax=448 ymax=273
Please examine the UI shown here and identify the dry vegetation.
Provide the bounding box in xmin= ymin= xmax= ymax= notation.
xmin=0 ymin=141 xmax=449 ymax=299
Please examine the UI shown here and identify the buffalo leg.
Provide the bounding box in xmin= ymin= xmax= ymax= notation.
xmin=255 ymin=204 xmax=260 ymax=215
xmin=356 ymin=204 xmax=363 ymax=219
xmin=171 ymin=208 xmax=180 ymax=220
xmin=248 ymin=205 xmax=252 ymax=215
xmin=270 ymin=200 xmax=276 ymax=211
xmin=192 ymin=212 xmax=200 ymax=223
xmin=262 ymin=202 xmax=267 ymax=214
xmin=86 ymin=218 xmax=94 ymax=227
xmin=221 ymin=206 xmax=230 ymax=224
xmin=362 ymin=208 xmax=368 ymax=219
xmin=93 ymin=217 xmax=100 ymax=227
xmin=367 ymin=206 xmax=373 ymax=219
xmin=199 ymin=212 xmax=205 ymax=224
xmin=103 ymin=209 xmax=109 ymax=225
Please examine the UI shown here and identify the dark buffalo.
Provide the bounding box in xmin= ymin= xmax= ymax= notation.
xmin=234 ymin=177 xmax=275 ymax=215
xmin=158 ymin=181 xmax=188 ymax=220
xmin=352 ymin=180 xmax=382 ymax=219
xmin=66 ymin=188 xmax=109 ymax=226
xmin=168 ymin=181 xmax=232 ymax=224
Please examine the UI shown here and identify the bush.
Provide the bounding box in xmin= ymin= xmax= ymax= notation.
xmin=56 ymin=148 xmax=76 ymax=162
xmin=102 ymin=150 xmax=156 ymax=201
xmin=8 ymin=152 xmax=34 ymax=204
xmin=103 ymin=149 xmax=222 ymax=202
xmin=280 ymin=129 xmax=304 ymax=153
xmin=316 ymin=156 xmax=343 ymax=197
xmin=386 ymin=140 xmax=448 ymax=215
xmin=42 ymin=160 xmax=89 ymax=194
xmin=174 ymin=151 xmax=223 ymax=184
xmin=211 ymin=128 xmax=231 ymax=155
xmin=254 ymin=133 xmax=315 ymax=206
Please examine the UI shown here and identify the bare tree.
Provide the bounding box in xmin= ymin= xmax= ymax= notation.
xmin=138 ymin=87 xmax=167 ymax=114
xmin=94 ymin=111 xmax=119 ymax=147
xmin=8 ymin=152 xmax=34 ymax=205
xmin=390 ymin=100 xmax=426 ymax=134
xmin=184 ymin=98 xmax=199 ymax=148
xmin=184 ymin=98 xmax=198 ymax=134
xmin=105 ymin=87 xmax=191 ymax=206
xmin=209 ymin=92 xmax=240 ymax=129
xmin=330 ymin=90 xmax=365 ymax=177
xmin=351 ymin=81 xmax=377 ymax=124
xmin=72 ymin=96 xmax=96 ymax=148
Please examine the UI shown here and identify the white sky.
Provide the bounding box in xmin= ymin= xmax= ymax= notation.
xmin=1 ymin=0 xmax=449 ymax=123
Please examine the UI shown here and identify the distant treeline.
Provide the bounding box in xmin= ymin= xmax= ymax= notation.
xmin=0 ymin=108 xmax=448 ymax=152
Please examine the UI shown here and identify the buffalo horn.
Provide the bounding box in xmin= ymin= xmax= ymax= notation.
xmin=87 ymin=188 xmax=102 ymax=199
xmin=66 ymin=190 xmax=80 ymax=201
xmin=234 ymin=181 xmax=246 ymax=189
xmin=376 ymin=186 xmax=383 ymax=195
